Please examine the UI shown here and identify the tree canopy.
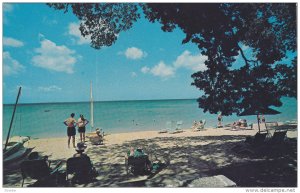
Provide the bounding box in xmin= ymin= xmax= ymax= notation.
xmin=48 ymin=3 xmax=297 ymax=116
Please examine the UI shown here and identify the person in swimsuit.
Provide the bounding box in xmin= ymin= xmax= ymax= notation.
xmin=64 ymin=113 xmax=77 ymax=148
xmin=77 ymin=114 xmax=89 ymax=143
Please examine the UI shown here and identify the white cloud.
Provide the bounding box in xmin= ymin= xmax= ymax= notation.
xmin=42 ymin=16 xmax=58 ymax=25
xmin=3 ymin=37 xmax=24 ymax=47
xmin=141 ymin=66 xmax=150 ymax=74
xmin=141 ymin=50 xmax=207 ymax=79
xmin=38 ymin=85 xmax=62 ymax=92
xmin=151 ymin=62 xmax=175 ymax=78
xmin=3 ymin=52 xmax=25 ymax=76
xmin=131 ymin=72 xmax=137 ymax=77
xmin=3 ymin=4 xmax=13 ymax=12
xmin=31 ymin=37 xmax=77 ymax=74
xmin=68 ymin=22 xmax=90 ymax=45
xmin=173 ymin=50 xmax=207 ymax=72
xmin=124 ymin=47 xmax=147 ymax=60
xmin=142 ymin=62 xmax=175 ymax=78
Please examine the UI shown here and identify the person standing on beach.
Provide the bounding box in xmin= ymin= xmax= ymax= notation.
xmin=77 ymin=114 xmax=89 ymax=143
xmin=217 ymin=113 xmax=222 ymax=128
xmin=261 ymin=114 xmax=266 ymax=123
xmin=64 ymin=113 xmax=77 ymax=148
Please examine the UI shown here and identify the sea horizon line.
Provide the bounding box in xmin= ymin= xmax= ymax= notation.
xmin=3 ymin=98 xmax=198 ymax=106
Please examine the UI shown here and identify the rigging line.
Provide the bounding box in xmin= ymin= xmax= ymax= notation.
xmin=9 ymin=106 xmax=18 ymax=143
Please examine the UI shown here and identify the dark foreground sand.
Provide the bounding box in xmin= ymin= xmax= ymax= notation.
xmin=3 ymin=125 xmax=297 ymax=188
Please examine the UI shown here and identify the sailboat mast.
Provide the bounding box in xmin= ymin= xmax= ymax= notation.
xmin=4 ymin=87 xmax=22 ymax=151
xmin=90 ymin=81 xmax=94 ymax=131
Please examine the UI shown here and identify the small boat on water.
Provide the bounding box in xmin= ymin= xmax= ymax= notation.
xmin=3 ymin=87 xmax=30 ymax=165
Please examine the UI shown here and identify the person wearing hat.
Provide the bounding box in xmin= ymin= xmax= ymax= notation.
xmin=73 ymin=142 xmax=88 ymax=158
xmin=71 ymin=142 xmax=98 ymax=182
xmin=64 ymin=113 xmax=77 ymax=148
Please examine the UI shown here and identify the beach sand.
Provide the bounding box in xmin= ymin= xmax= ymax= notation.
xmin=3 ymin=123 xmax=297 ymax=188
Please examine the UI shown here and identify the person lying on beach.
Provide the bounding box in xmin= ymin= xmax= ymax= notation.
xmin=87 ymin=128 xmax=104 ymax=145
xmin=231 ymin=119 xmax=250 ymax=130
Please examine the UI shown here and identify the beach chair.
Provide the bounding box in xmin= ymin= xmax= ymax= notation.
xmin=66 ymin=156 xmax=97 ymax=183
xmin=158 ymin=121 xmax=171 ymax=133
xmin=268 ymin=130 xmax=287 ymax=144
xmin=125 ymin=155 xmax=150 ymax=175
xmin=171 ymin=121 xmax=183 ymax=134
xmin=245 ymin=132 xmax=268 ymax=146
xmin=237 ymin=123 xmax=253 ymax=130
xmin=89 ymin=135 xmax=103 ymax=145
xmin=20 ymin=159 xmax=63 ymax=187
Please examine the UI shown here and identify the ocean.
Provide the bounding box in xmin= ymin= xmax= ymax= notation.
xmin=2 ymin=97 xmax=297 ymax=140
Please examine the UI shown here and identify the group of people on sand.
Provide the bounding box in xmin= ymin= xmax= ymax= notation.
xmin=64 ymin=113 xmax=89 ymax=148
xmin=191 ymin=120 xmax=205 ymax=130
xmin=193 ymin=113 xmax=266 ymax=130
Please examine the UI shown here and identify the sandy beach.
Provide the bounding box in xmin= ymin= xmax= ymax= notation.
xmin=3 ymin=123 xmax=297 ymax=187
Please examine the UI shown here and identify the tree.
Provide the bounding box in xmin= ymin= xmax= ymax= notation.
xmin=47 ymin=3 xmax=140 ymax=49
xmin=48 ymin=3 xmax=297 ymax=115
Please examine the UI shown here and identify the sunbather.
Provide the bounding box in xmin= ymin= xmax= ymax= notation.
xmin=125 ymin=147 xmax=166 ymax=176
xmin=125 ymin=147 xmax=152 ymax=174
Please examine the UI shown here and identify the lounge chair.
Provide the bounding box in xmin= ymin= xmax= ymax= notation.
xmin=268 ymin=130 xmax=287 ymax=144
xmin=245 ymin=132 xmax=268 ymax=146
xmin=158 ymin=121 xmax=171 ymax=133
xmin=125 ymin=155 xmax=150 ymax=175
xmin=89 ymin=135 xmax=103 ymax=145
xmin=170 ymin=121 xmax=184 ymax=134
xmin=66 ymin=156 xmax=97 ymax=183
xmin=20 ymin=158 xmax=63 ymax=187
xmin=232 ymin=123 xmax=253 ymax=130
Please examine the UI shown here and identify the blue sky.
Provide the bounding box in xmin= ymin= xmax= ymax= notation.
xmin=3 ymin=3 xmax=209 ymax=104
xmin=2 ymin=3 xmax=296 ymax=104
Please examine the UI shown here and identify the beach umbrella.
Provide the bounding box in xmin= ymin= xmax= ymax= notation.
xmin=239 ymin=106 xmax=281 ymax=133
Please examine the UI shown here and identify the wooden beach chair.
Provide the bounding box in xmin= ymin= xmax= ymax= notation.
xmin=245 ymin=132 xmax=268 ymax=146
xmin=125 ymin=155 xmax=150 ymax=176
xmin=89 ymin=135 xmax=104 ymax=145
xmin=268 ymin=130 xmax=288 ymax=145
xmin=66 ymin=157 xmax=97 ymax=183
xmin=20 ymin=159 xmax=63 ymax=187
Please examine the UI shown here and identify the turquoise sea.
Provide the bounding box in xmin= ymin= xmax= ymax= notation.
xmin=2 ymin=97 xmax=297 ymax=139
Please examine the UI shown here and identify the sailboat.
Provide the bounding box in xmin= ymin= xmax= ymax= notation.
xmin=90 ymin=81 xmax=94 ymax=132
xmin=86 ymin=81 xmax=97 ymax=137
xmin=3 ymin=87 xmax=30 ymax=164
xmin=86 ymin=82 xmax=104 ymax=145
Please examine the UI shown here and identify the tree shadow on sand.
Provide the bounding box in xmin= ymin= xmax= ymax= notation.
xmin=3 ymin=135 xmax=297 ymax=187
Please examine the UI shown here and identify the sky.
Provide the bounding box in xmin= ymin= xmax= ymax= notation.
xmin=2 ymin=3 xmax=213 ymax=104
xmin=2 ymin=3 xmax=296 ymax=104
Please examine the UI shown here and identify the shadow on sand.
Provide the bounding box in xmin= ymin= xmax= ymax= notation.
xmin=3 ymin=135 xmax=297 ymax=187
